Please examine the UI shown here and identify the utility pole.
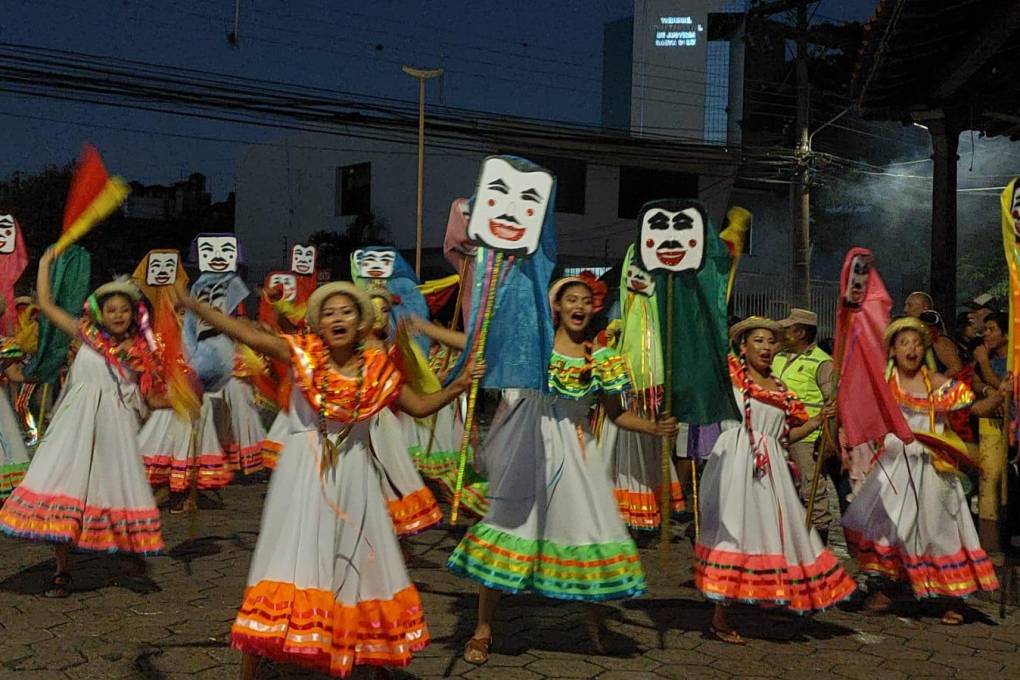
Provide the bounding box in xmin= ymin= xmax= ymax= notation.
xmin=402 ymin=66 xmax=444 ymax=278
xmin=792 ymin=0 xmax=811 ymax=308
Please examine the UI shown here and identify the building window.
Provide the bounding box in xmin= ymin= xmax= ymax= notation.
xmin=704 ymin=41 xmax=730 ymax=145
xmin=336 ymin=162 xmax=371 ymax=216
xmin=617 ymin=166 xmax=698 ymax=219
xmin=498 ymin=153 xmax=587 ymax=214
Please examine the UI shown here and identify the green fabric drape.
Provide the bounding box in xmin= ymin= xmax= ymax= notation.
xmin=23 ymin=245 xmax=91 ymax=383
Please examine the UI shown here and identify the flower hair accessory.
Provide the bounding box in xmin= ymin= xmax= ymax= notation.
xmin=576 ymin=271 xmax=607 ymax=313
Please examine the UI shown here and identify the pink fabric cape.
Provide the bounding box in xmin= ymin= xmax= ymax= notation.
xmin=835 ymin=247 xmax=914 ymax=447
xmin=442 ymin=197 xmax=474 ymax=330
xmin=0 ymin=219 xmax=28 ymax=336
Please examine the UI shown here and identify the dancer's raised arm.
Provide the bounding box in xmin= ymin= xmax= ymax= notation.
xmin=35 ymin=246 xmax=79 ymax=338
xmin=178 ymin=284 xmax=289 ymax=362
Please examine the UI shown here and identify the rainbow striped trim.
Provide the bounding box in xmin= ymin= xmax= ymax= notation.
xmin=844 ymin=528 xmax=999 ymax=598
xmin=0 ymin=462 xmax=28 ymax=499
xmin=547 ymin=347 xmax=630 ymax=399
xmin=0 ymin=486 xmax=164 ymax=555
xmin=447 ymin=522 xmax=646 ymax=601
xmin=614 ymin=483 xmax=686 ymax=531
xmin=694 ymin=544 xmax=856 ymax=613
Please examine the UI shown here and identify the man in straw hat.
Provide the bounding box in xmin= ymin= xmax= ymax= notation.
xmin=773 ymin=308 xmax=835 ymax=542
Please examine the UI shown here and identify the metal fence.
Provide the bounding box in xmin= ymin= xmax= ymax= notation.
xmin=730 ymin=273 xmax=840 ymax=339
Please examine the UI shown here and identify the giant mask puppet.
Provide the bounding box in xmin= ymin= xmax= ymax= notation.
xmin=844 ymin=251 xmax=872 ymax=309
xmin=290 ymin=244 xmax=316 ymax=277
xmin=352 ymin=248 xmax=396 ymax=281
xmin=466 ymin=156 xmax=554 ymax=256
xmin=146 ymin=251 xmax=179 ymax=287
xmin=443 ymin=197 xmax=476 ymax=329
xmin=194 ymin=234 xmax=239 ymax=273
xmin=638 ymin=199 xmax=707 ymax=274
xmin=267 ymin=272 xmax=298 ymax=303
xmin=0 ymin=214 xmax=28 ymax=335
xmin=625 ymin=258 xmax=656 ymax=298
xmin=635 ymin=198 xmax=737 ymax=425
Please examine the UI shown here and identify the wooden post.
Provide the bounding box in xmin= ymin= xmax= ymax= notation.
xmin=926 ymin=113 xmax=961 ymax=319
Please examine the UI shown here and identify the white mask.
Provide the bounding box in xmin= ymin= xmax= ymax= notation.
xmin=146 ymin=252 xmax=179 ymax=286
xmin=268 ymin=273 xmax=297 ymax=302
xmin=353 ymin=249 xmax=396 ymax=280
xmin=467 ymin=157 xmax=553 ymax=255
xmin=0 ymin=215 xmax=16 ymax=255
xmin=625 ymin=263 xmax=656 ymax=297
xmin=845 ymin=253 xmax=872 ymax=307
xmin=291 ymin=244 xmax=316 ymax=275
xmin=638 ymin=201 xmax=706 ymax=273
xmin=196 ymin=236 xmax=238 ymax=273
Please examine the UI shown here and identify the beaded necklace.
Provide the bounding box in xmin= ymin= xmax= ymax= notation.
xmin=739 ymin=354 xmax=796 ymax=478
xmin=318 ymin=345 xmax=366 ymax=469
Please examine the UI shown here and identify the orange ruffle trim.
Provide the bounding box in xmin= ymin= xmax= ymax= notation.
xmin=844 ymin=528 xmax=999 ymax=598
xmin=694 ymin=543 xmax=856 ymax=613
xmin=286 ymin=336 xmax=403 ymax=423
xmin=614 ymin=483 xmax=686 ymax=530
xmin=231 ymin=580 xmax=429 ymax=677
xmin=388 ymin=487 xmax=442 ymax=536
xmin=0 ymin=487 xmax=164 ymax=555
xmin=260 ymin=439 xmax=283 ymax=471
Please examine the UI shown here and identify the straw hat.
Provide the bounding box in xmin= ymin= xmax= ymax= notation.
xmin=94 ymin=279 xmax=143 ymax=303
xmin=306 ymin=282 xmax=375 ymax=332
xmin=728 ymin=316 xmax=781 ymax=344
xmin=883 ymin=316 xmax=931 ymax=349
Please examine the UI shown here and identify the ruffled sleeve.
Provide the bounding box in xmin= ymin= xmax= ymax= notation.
xmin=931 ymin=379 xmax=975 ymax=412
xmin=593 ymin=346 xmax=631 ymax=396
xmin=286 ymin=334 xmax=404 ymax=421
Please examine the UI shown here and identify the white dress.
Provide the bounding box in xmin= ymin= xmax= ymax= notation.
xmin=0 ymin=344 xmax=164 ymax=554
xmin=694 ymin=358 xmax=855 ymax=613
xmin=0 ymin=387 xmax=30 ymax=499
xmin=223 ymin=376 xmax=267 ymax=476
xmin=448 ymin=348 xmax=646 ymax=600
xmin=230 ymin=341 xmax=428 ymax=677
xmin=139 ymin=408 xmax=192 ymax=487
xmin=260 ymin=409 xmax=290 ymax=470
xmin=842 ymin=376 xmax=999 ymax=598
xmin=371 ymin=408 xmax=442 ymax=536
xmin=602 ymin=413 xmax=685 ymax=531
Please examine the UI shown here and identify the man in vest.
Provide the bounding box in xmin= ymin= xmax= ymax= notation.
xmin=774 ymin=308 xmax=835 ymax=542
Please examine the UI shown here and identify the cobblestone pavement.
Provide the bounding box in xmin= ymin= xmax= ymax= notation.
xmin=0 ymin=481 xmax=1017 ymax=679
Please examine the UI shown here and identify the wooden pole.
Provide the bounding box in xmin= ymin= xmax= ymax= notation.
xmin=36 ymin=382 xmax=52 ymax=438
xmin=659 ymin=274 xmax=674 ymax=558
xmin=401 ymin=66 xmax=444 ymax=278
xmin=450 ymin=252 xmax=503 ymax=523
xmin=422 ymin=258 xmax=469 ymax=460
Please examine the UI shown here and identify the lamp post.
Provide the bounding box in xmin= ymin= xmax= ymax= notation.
xmin=402 ymin=65 xmax=444 ymax=277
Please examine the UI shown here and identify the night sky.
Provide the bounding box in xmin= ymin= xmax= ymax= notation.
xmin=1 ymin=0 xmax=879 ymax=198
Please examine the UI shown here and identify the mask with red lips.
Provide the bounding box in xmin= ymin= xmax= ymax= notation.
xmin=625 ymin=262 xmax=655 ymax=297
xmin=637 ymin=199 xmax=707 ymax=274
xmin=196 ymin=235 xmax=238 ymax=273
xmin=146 ymin=252 xmax=179 ymax=286
xmin=844 ymin=253 xmax=872 ymax=308
xmin=0 ymin=214 xmax=17 ymax=255
xmin=352 ymin=249 xmax=396 ymax=279
xmin=267 ymin=273 xmax=298 ymax=302
xmin=467 ymin=156 xmax=553 ymax=256
xmin=1011 ymin=183 xmax=1020 ymax=244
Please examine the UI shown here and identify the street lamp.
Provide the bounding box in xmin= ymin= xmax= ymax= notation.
xmin=402 ymin=65 xmax=444 ymax=278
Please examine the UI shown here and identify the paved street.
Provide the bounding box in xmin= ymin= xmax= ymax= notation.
xmin=0 ymin=481 xmax=1017 ymax=679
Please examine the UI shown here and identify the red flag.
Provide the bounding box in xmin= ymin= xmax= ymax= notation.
xmin=835 ymin=248 xmax=914 ymax=447
xmin=54 ymin=144 xmax=129 ymax=254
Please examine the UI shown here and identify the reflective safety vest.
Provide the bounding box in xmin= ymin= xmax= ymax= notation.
xmin=773 ymin=345 xmax=832 ymax=444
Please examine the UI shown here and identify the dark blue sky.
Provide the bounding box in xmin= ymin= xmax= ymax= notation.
xmin=1 ymin=0 xmax=878 ymax=198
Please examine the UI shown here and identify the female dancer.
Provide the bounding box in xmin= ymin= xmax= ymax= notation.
xmin=0 ymin=246 xmax=165 ymax=596
xmin=448 ymin=277 xmax=678 ymax=664
xmin=180 ymin=281 xmax=480 ymax=679
xmin=695 ymin=317 xmax=856 ymax=644
xmin=842 ymin=317 xmax=999 ymax=624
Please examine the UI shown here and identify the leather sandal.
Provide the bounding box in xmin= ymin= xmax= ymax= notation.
xmin=463 ymin=636 xmax=492 ymax=664
xmin=709 ymin=624 xmax=745 ymax=645
xmin=44 ymin=571 xmax=71 ymax=598
xmin=940 ymin=609 xmax=964 ymax=625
